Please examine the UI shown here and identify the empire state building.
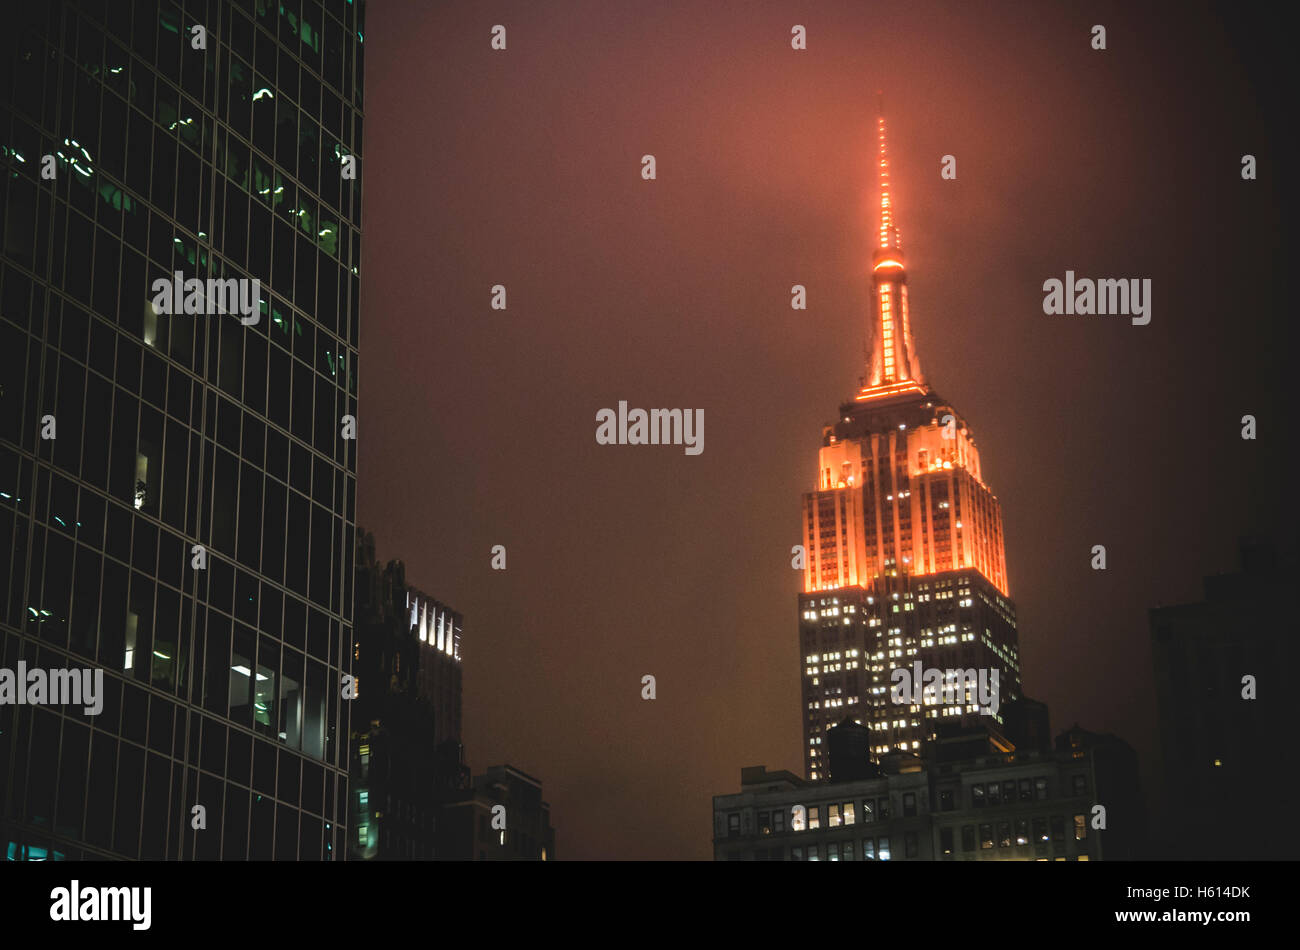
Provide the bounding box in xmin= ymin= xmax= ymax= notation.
xmin=798 ymin=114 xmax=1020 ymax=780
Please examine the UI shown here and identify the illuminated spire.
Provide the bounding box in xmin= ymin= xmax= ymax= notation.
xmin=862 ymin=101 xmax=925 ymax=397
xmin=877 ymin=109 xmax=899 ymax=251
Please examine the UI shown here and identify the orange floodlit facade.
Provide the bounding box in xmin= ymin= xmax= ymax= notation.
xmin=802 ymin=113 xmax=1008 ymax=599
xmin=796 ymin=112 xmax=1020 ymax=779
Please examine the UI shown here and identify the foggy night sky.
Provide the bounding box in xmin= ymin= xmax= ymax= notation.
xmin=356 ymin=1 xmax=1287 ymax=859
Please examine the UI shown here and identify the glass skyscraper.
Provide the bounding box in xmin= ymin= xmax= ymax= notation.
xmin=1 ymin=0 xmax=364 ymax=859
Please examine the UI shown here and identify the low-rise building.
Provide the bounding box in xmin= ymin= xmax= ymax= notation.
xmin=712 ymin=715 xmax=1140 ymax=860
xmin=440 ymin=765 xmax=555 ymax=861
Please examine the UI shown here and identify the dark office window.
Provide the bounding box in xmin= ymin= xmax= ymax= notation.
xmin=905 ymin=831 xmax=918 ymax=859
xmin=55 ymin=721 xmax=89 ymax=840
xmin=727 ymin=813 xmax=740 ymax=838
xmin=226 ymin=726 xmax=251 ymax=787
xmin=252 ymin=737 xmax=277 ymax=797
xmin=213 ymin=781 xmax=247 ymax=860
xmin=972 ymin=784 xmax=985 ymax=808
xmin=961 ymin=825 xmax=975 ymax=852
xmin=250 ymin=794 xmax=274 ymax=860
xmin=85 ymin=731 xmax=117 ymax=848
xmin=139 ymin=752 xmax=170 ymax=860
xmin=903 ymin=792 xmax=916 ymax=817
xmin=940 ymin=827 xmax=953 ymax=855
xmin=276 ymin=802 xmax=299 ymax=859
xmin=113 ymin=742 xmax=144 ymax=857
xmin=200 ymin=718 xmax=226 ymax=776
